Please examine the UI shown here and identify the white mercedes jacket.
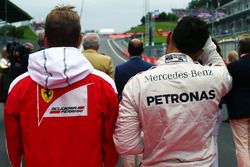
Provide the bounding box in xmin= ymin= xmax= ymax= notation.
xmin=113 ymin=37 xmax=232 ymax=167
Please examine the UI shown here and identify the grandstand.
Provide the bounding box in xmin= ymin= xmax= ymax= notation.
xmin=172 ymin=9 xmax=215 ymax=23
xmin=211 ymin=0 xmax=250 ymax=37
xmin=172 ymin=0 xmax=250 ymax=38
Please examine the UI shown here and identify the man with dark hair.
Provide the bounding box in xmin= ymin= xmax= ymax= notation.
xmin=114 ymin=16 xmax=232 ymax=166
xmin=128 ymin=38 xmax=144 ymax=56
xmin=5 ymin=5 xmax=118 ymax=167
xmin=172 ymin=17 xmax=209 ymax=55
xmin=225 ymin=36 xmax=250 ymax=167
xmin=115 ymin=38 xmax=153 ymax=100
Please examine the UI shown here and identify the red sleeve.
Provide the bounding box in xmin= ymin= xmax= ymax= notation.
xmin=4 ymin=86 xmax=24 ymax=167
xmin=101 ymin=81 xmax=119 ymax=167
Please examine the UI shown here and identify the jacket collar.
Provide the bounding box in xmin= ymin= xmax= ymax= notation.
xmin=156 ymin=53 xmax=194 ymax=65
xmin=84 ymin=49 xmax=98 ymax=54
xmin=130 ymin=56 xmax=141 ymax=60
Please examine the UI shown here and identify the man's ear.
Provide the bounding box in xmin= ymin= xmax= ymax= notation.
xmin=166 ymin=32 xmax=175 ymax=54
xmin=77 ymin=34 xmax=83 ymax=48
xmin=166 ymin=32 xmax=172 ymax=45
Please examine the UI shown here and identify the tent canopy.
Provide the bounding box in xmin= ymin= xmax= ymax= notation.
xmin=0 ymin=0 xmax=32 ymax=23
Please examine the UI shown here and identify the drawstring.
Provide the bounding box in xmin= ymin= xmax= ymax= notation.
xmin=43 ymin=50 xmax=52 ymax=90
xmin=63 ymin=47 xmax=70 ymax=86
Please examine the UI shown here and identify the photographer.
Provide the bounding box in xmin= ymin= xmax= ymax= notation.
xmin=7 ymin=42 xmax=31 ymax=79
xmin=0 ymin=42 xmax=31 ymax=102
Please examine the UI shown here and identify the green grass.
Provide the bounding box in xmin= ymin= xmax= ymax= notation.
xmin=128 ymin=21 xmax=176 ymax=33
xmin=128 ymin=21 xmax=176 ymax=44
xmin=154 ymin=36 xmax=167 ymax=44
xmin=17 ymin=25 xmax=38 ymax=41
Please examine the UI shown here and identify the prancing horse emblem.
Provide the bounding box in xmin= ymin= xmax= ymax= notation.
xmin=41 ymin=88 xmax=54 ymax=103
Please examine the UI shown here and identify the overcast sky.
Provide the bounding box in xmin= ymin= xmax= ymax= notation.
xmin=12 ymin=0 xmax=190 ymax=33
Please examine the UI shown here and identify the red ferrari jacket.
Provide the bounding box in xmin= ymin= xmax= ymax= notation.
xmin=5 ymin=47 xmax=119 ymax=167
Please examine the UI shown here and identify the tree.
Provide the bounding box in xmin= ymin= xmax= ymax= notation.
xmin=188 ymin=0 xmax=204 ymax=9
xmin=166 ymin=13 xmax=178 ymax=22
xmin=140 ymin=12 xmax=177 ymax=24
xmin=157 ymin=12 xmax=168 ymax=22
xmin=0 ymin=25 xmax=16 ymax=37
xmin=140 ymin=16 xmax=145 ymax=25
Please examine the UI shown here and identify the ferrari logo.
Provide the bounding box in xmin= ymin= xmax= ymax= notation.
xmin=41 ymin=88 xmax=54 ymax=103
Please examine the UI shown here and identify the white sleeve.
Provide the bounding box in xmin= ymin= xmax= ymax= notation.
xmin=198 ymin=36 xmax=225 ymax=66
xmin=113 ymin=78 xmax=144 ymax=155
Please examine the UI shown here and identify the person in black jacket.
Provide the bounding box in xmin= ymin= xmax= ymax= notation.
xmin=225 ymin=36 xmax=250 ymax=167
xmin=0 ymin=42 xmax=31 ymax=102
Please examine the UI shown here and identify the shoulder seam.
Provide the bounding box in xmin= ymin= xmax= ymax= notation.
xmin=8 ymin=72 xmax=30 ymax=93
xmin=92 ymin=70 xmax=117 ymax=93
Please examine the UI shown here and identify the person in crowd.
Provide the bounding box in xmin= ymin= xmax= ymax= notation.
xmin=7 ymin=41 xmax=31 ymax=79
xmin=0 ymin=42 xmax=32 ymax=103
xmin=115 ymin=38 xmax=153 ymax=100
xmin=0 ymin=47 xmax=11 ymax=102
xmin=227 ymin=50 xmax=239 ymax=64
xmin=37 ymin=32 xmax=45 ymax=50
xmin=223 ymin=50 xmax=239 ymax=123
xmin=5 ymin=5 xmax=118 ymax=167
xmin=24 ymin=42 xmax=34 ymax=52
xmin=225 ymin=36 xmax=250 ymax=167
xmin=115 ymin=38 xmax=153 ymax=167
xmin=113 ymin=16 xmax=232 ymax=167
xmin=83 ymin=33 xmax=114 ymax=79
xmin=0 ymin=47 xmax=10 ymax=69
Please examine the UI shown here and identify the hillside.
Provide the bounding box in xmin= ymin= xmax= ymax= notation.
xmin=0 ymin=25 xmax=37 ymax=41
xmin=17 ymin=25 xmax=37 ymax=40
xmin=128 ymin=21 xmax=176 ymax=33
xmin=128 ymin=21 xmax=176 ymax=44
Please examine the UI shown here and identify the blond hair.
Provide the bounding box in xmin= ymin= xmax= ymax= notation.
xmin=227 ymin=51 xmax=239 ymax=63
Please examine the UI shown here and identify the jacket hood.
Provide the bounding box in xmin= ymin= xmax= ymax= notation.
xmin=28 ymin=47 xmax=93 ymax=89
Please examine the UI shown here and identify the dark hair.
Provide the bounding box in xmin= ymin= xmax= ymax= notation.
xmin=6 ymin=42 xmax=30 ymax=58
xmin=45 ymin=5 xmax=81 ymax=47
xmin=212 ymin=38 xmax=222 ymax=57
xmin=172 ymin=16 xmax=209 ymax=54
xmin=128 ymin=39 xmax=143 ymax=56
xmin=238 ymin=37 xmax=250 ymax=55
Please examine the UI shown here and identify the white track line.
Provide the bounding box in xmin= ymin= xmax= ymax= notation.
xmin=107 ymin=39 xmax=127 ymax=62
